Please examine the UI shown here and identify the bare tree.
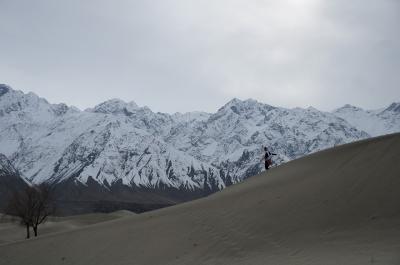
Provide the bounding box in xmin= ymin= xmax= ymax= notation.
xmin=31 ymin=184 xmax=55 ymax=237
xmin=5 ymin=186 xmax=35 ymax=238
xmin=5 ymin=184 xmax=55 ymax=239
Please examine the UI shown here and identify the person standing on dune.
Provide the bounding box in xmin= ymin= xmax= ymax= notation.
xmin=262 ymin=146 xmax=276 ymax=171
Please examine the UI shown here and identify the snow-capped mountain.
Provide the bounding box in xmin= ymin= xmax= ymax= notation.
xmin=0 ymin=84 xmax=398 ymax=202
xmin=333 ymin=103 xmax=400 ymax=136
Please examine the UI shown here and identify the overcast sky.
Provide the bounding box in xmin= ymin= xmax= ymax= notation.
xmin=0 ymin=0 xmax=399 ymax=113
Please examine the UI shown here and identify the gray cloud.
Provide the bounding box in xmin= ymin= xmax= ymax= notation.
xmin=0 ymin=0 xmax=399 ymax=113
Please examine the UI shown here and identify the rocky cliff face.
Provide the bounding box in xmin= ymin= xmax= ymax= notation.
xmin=0 ymin=153 xmax=29 ymax=210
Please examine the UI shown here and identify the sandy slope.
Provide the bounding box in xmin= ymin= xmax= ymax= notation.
xmin=0 ymin=133 xmax=399 ymax=265
xmin=0 ymin=210 xmax=135 ymax=245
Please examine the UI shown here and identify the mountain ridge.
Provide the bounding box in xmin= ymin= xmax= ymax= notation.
xmin=0 ymin=84 xmax=399 ymax=212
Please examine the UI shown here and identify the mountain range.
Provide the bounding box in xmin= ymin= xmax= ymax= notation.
xmin=0 ymin=84 xmax=399 ymax=213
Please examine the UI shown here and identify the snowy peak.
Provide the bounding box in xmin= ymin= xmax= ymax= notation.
xmin=0 ymin=84 xmax=11 ymax=97
xmin=225 ymin=97 xmax=243 ymax=107
xmin=333 ymin=102 xmax=400 ymax=136
xmin=0 ymin=86 xmax=52 ymax=120
xmin=214 ymin=98 xmax=275 ymax=121
xmin=382 ymin=102 xmax=400 ymax=114
xmin=0 ymin=85 xmax=75 ymax=120
xmin=334 ymin=104 xmax=365 ymax=113
xmin=222 ymin=98 xmax=272 ymax=113
xmin=89 ymin=98 xmax=139 ymax=115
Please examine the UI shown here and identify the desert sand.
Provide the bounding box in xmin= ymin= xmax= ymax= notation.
xmin=0 ymin=210 xmax=135 ymax=245
xmin=0 ymin=133 xmax=399 ymax=265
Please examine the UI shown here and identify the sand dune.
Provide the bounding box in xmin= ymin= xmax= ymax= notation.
xmin=0 ymin=133 xmax=399 ymax=265
xmin=0 ymin=211 xmax=135 ymax=245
